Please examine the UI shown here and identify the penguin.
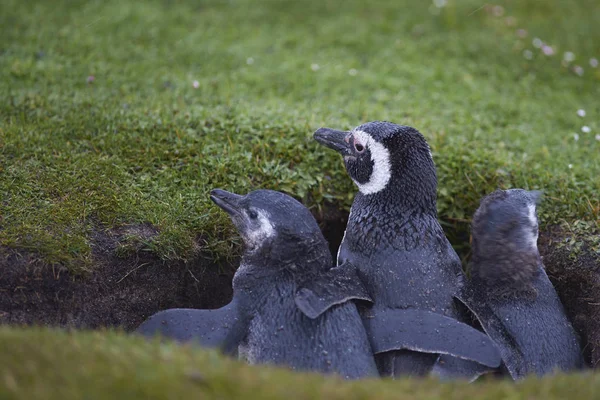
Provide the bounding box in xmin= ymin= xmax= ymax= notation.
xmin=454 ymin=189 xmax=585 ymax=380
xmin=210 ymin=188 xmax=379 ymax=379
xmin=313 ymin=121 xmax=499 ymax=378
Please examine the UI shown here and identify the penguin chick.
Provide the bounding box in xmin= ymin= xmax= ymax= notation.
xmin=314 ymin=121 xmax=498 ymax=378
xmin=470 ymin=189 xmax=544 ymax=298
xmin=211 ymin=188 xmax=379 ymax=379
xmin=460 ymin=189 xmax=584 ymax=379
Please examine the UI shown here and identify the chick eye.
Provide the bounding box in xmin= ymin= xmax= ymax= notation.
xmin=248 ymin=210 xmax=258 ymax=219
xmin=354 ymin=142 xmax=365 ymax=153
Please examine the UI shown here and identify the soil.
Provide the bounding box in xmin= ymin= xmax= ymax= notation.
xmin=1 ymin=213 xmax=598 ymax=368
xmin=539 ymin=226 xmax=600 ymax=368
xmin=0 ymin=225 xmax=236 ymax=331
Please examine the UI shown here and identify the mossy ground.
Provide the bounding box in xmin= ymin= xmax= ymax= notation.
xmin=1 ymin=0 xmax=599 ymax=270
xmin=2 ymin=327 xmax=600 ymax=400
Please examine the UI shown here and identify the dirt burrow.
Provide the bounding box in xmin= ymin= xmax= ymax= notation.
xmin=0 ymin=225 xmax=235 ymax=331
xmin=0 ymin=215 xmax=598 ymax=366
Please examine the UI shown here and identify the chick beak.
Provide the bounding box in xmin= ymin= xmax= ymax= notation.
xmin=210 ymin=189 xmax=243 ymax=216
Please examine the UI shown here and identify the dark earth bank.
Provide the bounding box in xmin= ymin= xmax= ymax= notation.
xmin=1 ymin=211 xmax=598 ymax=368
xmin=0 ymin=225 xmax=236 ymax=331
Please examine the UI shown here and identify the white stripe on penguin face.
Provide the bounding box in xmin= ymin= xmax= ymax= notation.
xmin=351 ymin=130 xmax=392 ymax=195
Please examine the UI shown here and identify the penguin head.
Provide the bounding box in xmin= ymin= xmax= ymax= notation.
xmin=470 ymin=189 xmax=544 ymax=290
xmin=314 ymin=121 xmax=437 ymax=210
xmin=210 ymin=188 xmax=331 ymax=270
xmin=472 ymin=189 xmax=543 ymax=253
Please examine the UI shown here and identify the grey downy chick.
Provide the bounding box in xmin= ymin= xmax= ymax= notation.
xmin=211 ymin=188 xmax=379 ymax=379
xmin=458 ymin=189 xmax=584 ymax=379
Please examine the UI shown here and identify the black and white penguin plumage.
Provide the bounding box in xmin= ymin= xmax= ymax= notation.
xmin=456 ymin=189 xmax=585 ymax=379
xmin=210 ymin=188 xmax=379 ymax=379
xmin=314 ymin=121 xmax=500 ymax=378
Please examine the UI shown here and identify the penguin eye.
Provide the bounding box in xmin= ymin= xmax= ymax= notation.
xmin=354 ymin=142 xmax=365 ymax=153
xmin=247 ymin=209 xmax=258 ymax=219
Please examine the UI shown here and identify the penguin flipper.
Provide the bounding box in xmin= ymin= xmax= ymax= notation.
xmin=295 ymin=264 xmax=373 ymax=319
xmin=219 ymin=310 xmax=251 ymax=358
xmin=134 ymin=298 xmax=239 ymax=350
xmin=431 ymin=354 xmax=497 ymax=382
xmin=454 ymin=285 xmax=526 ymax=380
xmin=362 ymin=308 xmax=502 ymax=368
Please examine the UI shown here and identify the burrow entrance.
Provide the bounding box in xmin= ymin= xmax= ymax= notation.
xmin=1 ymin=207 xmax=598 ymax=367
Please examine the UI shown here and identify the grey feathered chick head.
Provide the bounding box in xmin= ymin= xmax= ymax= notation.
xmin=314 ymin=121 xmax=437 ymax=211
xmin=210 ymin=189 xmax=331 ymax=271
xmin=470 ymin=189 xmax=544 ymax=292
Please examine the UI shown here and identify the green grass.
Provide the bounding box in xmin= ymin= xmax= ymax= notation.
xmin=1 ymin=0 xmax=599 ymax=270
xmin=2 ymin=326 xmax=600 ymax=400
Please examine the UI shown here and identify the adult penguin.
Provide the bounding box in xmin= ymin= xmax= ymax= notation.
xmin=314 ymin=121 xmax=485 ymax=377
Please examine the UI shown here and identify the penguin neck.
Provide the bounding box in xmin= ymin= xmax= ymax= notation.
xmin=470 ymin=240 xmax=543 ymax=298
xmin=344 ymin=175 xmax=442 ymax=254
xmin=353 ymin=175 xmax=438 ymax=221
xmin=241 ymin=237 xmax=332 ymax=279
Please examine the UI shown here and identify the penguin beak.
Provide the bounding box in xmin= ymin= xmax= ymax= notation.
xmin=210 ymin=189 xmax=243 ymax=216
xmin=313 ymin=127 xmax=352 ymax=156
